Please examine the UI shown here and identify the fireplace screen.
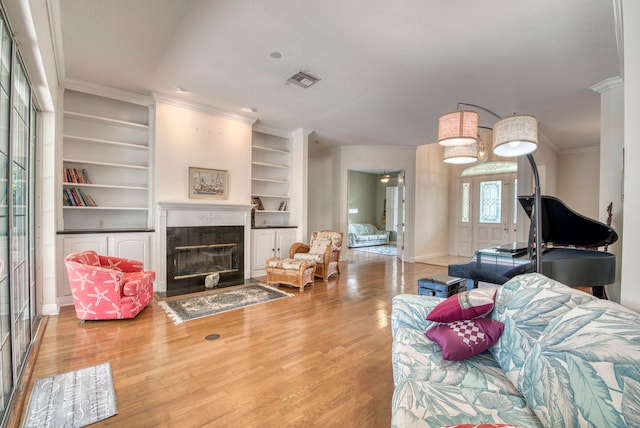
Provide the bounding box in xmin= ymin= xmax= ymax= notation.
xmin=166 ymin=225 xmax=244 ymax=296
xmin=174 ymin=243 xmax=238 ymax=279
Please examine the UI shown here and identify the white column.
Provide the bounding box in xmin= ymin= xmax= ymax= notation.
xmin=591 ymin=77 xmax=624 ymax=302
xmin=291 ymin=128 xmax=312 ymax=241
xmin=620 ymin=0 xmax=640 ymax=311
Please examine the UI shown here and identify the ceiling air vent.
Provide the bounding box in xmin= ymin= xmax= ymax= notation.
xmin=286 ymin=70 xmax=320 ymax=88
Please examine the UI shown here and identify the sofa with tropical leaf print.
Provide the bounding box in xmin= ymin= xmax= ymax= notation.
xmin=391 ymin=272 xmax=640 ymax=427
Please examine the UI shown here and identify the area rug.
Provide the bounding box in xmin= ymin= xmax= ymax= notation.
xmin=159 ymin=284 xmax=293 ymax=324
xmin=22 ymin=362 xmax=117 ymax=428
xmin=351 ymin=244 xmax=397 ymax=256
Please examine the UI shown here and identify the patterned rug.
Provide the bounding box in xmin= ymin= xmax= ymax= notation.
xmin=159 ymin=284 xmax=293 ymax=324
xmin=23 ymin=362 xmax=117 ymax=427
xmin=351 ymin=244 xmax=397 ymax=256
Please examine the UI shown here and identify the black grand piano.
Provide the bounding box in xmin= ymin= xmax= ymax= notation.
xmin=448 ymin=195 xmax=618 ymax=292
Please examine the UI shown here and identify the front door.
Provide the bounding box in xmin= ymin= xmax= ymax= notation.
xmin=456 ymin=173 xmax=517 ymax=256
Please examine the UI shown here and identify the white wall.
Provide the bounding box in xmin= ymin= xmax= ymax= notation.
xmin=415 ymin=143 xmax=450 ymax=261
xmin=557 ymin=148 xmax=600 ymax=219
xmin=154 ymin=102 xmax=253 ymax=205
xmin=308 ymin=147 xmax=339 ymax=240
xmin=620 ymin=0 xmax=640 ymax=311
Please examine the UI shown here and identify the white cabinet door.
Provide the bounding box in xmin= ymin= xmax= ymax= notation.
xmin=251 ymin=229 xmax=276 ymax=276
xmin=251 ymin=228 xmax=298 ymax=276
xmin=58 ymin=234 xmax=109 ymax=297
xmin=275 ymin=228 xmax=296 ymax=258
xmin=108 ymin=233 xmax=151 ymax=269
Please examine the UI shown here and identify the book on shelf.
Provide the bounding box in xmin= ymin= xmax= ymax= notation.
xmin=278 ymin=201 xmax=287 ymax=211
xmin=63 ymin=167 xmax=92 ymax=184
xmin=63 ymin=188 xmax=97 ymax=207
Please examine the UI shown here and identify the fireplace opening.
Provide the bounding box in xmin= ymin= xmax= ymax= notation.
xmin=167 ymin=225 xmax=244 ymax=296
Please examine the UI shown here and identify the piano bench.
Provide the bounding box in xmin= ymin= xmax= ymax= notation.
xmin=418 ymin=274 xmax=466 ymax=298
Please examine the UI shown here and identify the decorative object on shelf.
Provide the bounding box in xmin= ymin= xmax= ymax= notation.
xmin=251 ymin=196 xmax=264 ymax=210
xmin=189 ymin=167 xmax=228 ymax=200
xmin=278 ymin=201 xmax=287 ymax=211
xmin=436 ymin=102 xmax=541 ymax=272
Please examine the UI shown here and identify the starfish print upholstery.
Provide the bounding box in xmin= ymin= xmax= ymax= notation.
xmin=64 ymin=250 xmax=155 ymax=321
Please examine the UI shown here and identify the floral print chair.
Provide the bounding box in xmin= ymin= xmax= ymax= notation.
xmin=289 ymin=230 xmax=342 ymax=281
xmin=64 ymin=250 xmax=155 ymax=321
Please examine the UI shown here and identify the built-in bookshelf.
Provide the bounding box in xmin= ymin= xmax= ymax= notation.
xmin=251 ymin=131 xmax=291 ymax=227
xmin=60 ymin=89 xmax=153 ymax=231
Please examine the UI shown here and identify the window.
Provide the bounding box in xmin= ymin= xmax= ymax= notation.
xmin=461 ymin=182 xmax=470 ymax=223
xmin=479 ymin=180 xmax=502 ymax=224
xmin=0 ymin=8 xmax=38 ymax=420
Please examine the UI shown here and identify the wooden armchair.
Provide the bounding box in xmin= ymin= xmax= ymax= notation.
xmin=290 ymin=230 xmax=342 ymax=281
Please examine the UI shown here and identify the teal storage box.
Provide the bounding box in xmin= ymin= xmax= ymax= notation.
xmin=418 ymin=274 xmax=465 ymax=297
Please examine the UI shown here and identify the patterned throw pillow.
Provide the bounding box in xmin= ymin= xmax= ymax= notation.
xmin=426 ymin=318 xmax=504 ymax=361
xmin=427 ymin=288 xmax=497 ymax=323
xmin=309 ymin=239 xmax=331 ymax=255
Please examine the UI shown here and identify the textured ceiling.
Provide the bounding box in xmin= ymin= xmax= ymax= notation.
xmin=54 ymin=0 xmax=621 ymax=152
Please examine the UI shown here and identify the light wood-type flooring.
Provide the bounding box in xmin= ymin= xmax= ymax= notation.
xmin=17 ymin=251 xmax=450 ymax=427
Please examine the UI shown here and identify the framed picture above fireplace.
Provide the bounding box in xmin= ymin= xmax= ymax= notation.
xmin=189 ymin=167 xmax=228 ymax=199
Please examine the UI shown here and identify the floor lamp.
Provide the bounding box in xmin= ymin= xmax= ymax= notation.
xmin=438 ymin=102 xmax=542 ymax=272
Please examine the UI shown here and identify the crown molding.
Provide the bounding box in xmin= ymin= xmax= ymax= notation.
xmin=559 ymin=145 xmax=600 ymax=156
xmin=152 ymin=92 xmax=256 ymax=125
xmin=47 ymin=0 xmax=65 ymax=86
xmin=591 ymin=76 xmax=624 ymax=93
xmin=291 ymin=128 xmax=314 ymax=138
xmin=253 ymin=124 xmax=294 ymax=138
xmin=64 ymin=79 xmax=153 ymax=105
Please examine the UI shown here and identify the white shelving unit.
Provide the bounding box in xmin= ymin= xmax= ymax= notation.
xmin=60 ymin=89 xmax=153 ymax=231
xmin=251 ymin=131 xmax=292 ymax=227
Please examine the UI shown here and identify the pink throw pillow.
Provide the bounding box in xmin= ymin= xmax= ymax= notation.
xmin=425 ymin=318 xmax=504 ymax=361
xmin=427 ymin=288 xmax=496 ymax=323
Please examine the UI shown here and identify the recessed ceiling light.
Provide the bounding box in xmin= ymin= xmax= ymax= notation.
xmin=243 ymin=107 xmax=257 ymax=113
xmin=270 ymin=52 xmax=282 ymax=59
xmin=173 ymin=86 xmax=188 ymax=93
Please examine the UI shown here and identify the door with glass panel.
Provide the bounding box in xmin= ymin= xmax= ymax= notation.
xmin=0 ymin=11 xmax=38 ymax=422
xmin=456 ymin=173 xmax=517 ymax=256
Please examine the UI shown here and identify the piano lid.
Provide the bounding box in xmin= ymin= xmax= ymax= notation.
xmin=518 ymin=195 xmax=618 ymax=248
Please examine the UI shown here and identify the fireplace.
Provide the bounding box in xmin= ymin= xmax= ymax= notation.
xmin=166 ymin=225 xmax=243 ymax=295
xmin=157 ymin=202 xmax=252 ymax=297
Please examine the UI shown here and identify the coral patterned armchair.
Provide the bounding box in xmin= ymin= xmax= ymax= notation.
xmin=64 ymin=250 xmax=155 ymax=321
xmin=290 ymin=230 xmax=342 ymax=281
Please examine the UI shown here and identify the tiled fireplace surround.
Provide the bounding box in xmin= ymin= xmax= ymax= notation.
xmin=157 ymin=202 xmax=253 ymax=295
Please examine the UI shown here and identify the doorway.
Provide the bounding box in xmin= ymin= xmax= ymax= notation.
xmin=347 ymin=170 xmax=405 ymax=260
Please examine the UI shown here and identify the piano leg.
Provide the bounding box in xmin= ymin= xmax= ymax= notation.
xmin=592 ymin=286 xmax=606 ymax=299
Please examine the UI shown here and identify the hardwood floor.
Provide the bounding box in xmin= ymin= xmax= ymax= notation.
xmin=19 ymin=253 xmax=447 ymax=427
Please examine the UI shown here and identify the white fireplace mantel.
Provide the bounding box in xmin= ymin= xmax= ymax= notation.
xmin=156 ymin=201 xmax=253 ymax=293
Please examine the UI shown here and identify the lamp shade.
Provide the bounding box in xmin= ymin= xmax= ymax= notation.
xmin=437 ymin=110 xmax=478 ymax=146
xmin=492 ymin=115 xmax=538 ymax=157
xmin=443 ymin=144 xmax=478 ymax=164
